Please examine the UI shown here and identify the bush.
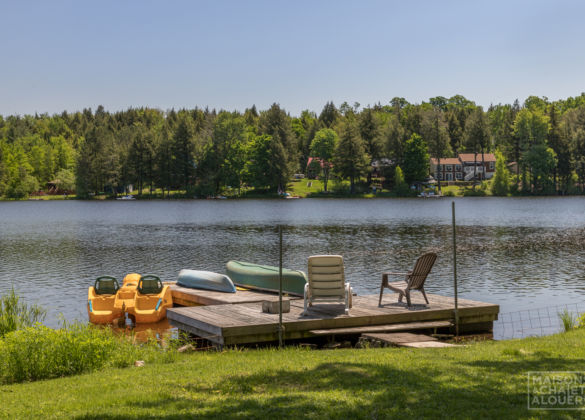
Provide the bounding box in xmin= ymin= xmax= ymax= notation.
xmin=463 ymin=188 xmax=486 ymax=197
xmin=0 ymin=288 xmax=45 ymax=337
xmin=0 ymin=322 xmax=177 ymax=384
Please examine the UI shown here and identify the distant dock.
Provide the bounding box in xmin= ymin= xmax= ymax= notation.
xmin=168 ymin=286 xmax=499 ymax=347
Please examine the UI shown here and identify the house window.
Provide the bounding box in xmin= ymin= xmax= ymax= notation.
xmin=456 ymin=172 xmax=462 ymax=180
xmin=455 ymin=165 xmax=461 ymax=172
xmin=446 ymin=173 xmax=453 ymax=181
xmin=446 ymin=165 xmax=453 ymax=172
xmin=489 ymin=161 xmax=495 ymax=170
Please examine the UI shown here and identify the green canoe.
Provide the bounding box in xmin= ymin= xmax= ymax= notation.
xmin=226 ymin=260 xmax=307 ymax=296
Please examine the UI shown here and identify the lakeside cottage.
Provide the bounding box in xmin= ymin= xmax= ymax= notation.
xmin=430 ymin=153 xmax=496 ymax=182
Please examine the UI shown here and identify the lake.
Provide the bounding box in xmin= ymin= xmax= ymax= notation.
xmin=1 ymin=197 xmax=584 ymax=339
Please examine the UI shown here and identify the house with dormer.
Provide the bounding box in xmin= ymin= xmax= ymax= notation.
xmin=430 ymin=153 xmax=496 ymax=182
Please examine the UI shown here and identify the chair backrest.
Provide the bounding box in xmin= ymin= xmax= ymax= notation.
xmin=407 ymin=252 xmax=437 ymax=290
xmin=94 ymin=276 xmax=119 ymax=295
xmin=307 ymin=255 xmax=345 ymax=298
xmin=137 ymin=275 xmax=163 ymax=295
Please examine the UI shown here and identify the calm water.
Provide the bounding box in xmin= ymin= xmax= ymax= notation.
xmin=1 ymin=197 xmax=585 ymax=338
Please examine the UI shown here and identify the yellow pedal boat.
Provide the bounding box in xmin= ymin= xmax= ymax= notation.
xmin=132 ymin=275 xmax=173 ymax=324
xmin=88 ymin=273 xmax=173 ymax=325
xmin=87 ymin=276 xmax=124 ymax=324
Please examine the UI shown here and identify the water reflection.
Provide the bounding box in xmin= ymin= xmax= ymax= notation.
xmin=1 ymin=198 xmax=585 ymax=339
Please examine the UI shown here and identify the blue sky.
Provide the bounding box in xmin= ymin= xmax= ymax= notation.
xmin=1 ymin=0 xmax=584 ymax=116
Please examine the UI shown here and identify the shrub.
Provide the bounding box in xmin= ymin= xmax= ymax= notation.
xmin=463 ymin=188 xmax=486 ymax=197
xmin=0 ymin=322 xmax=177 ymax=384
xmin=577 ymin=313 xmax=585 ymax=329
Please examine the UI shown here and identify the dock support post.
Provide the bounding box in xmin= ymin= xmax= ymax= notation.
xmin=452 ymin=201 xmax=459 ymax=337
xmin=278 ymin=225 xmax=284 ymax=348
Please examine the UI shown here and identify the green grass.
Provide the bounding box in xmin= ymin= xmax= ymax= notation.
xmin=288 ymin=178 xmax=326 ymax=197
xmin=2 ymin=329 xmax=585 ymax=418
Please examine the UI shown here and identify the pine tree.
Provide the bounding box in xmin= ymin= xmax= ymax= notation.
xmin=402 ymin=134 xmax=429 ymax=185
xmin=333 ymin=117 xmax=369 ymax=194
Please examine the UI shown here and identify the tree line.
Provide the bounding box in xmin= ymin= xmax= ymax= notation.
xmin=1 ymin=93 xmax=585 ymax=199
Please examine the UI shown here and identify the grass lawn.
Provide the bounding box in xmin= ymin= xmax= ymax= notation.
xmin=2 ymin=329 xmax=585 ymax=419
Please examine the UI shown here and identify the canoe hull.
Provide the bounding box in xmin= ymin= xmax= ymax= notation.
xmin=226 ymin=261 xmax=307 ymax=296
xmin=177 ymin=269 xmax=236 ymax=293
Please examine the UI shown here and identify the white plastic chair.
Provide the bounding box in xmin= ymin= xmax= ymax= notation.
xmin=302 ymin=255 xmax=351 ymax=316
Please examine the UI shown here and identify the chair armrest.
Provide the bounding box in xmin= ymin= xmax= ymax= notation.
xmin=382 ymin=272 xmax=409 ymax=276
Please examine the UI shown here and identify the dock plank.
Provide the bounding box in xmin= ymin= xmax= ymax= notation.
xmin=171 ymin=285 xmax=300 ymax=306
xmin=400 ymin=341 xmax=456 ymax=348
xmin=362 ymin=332 xmax=437 ymax=343
xmin=310 ymin=320 xmax=452 ymax=336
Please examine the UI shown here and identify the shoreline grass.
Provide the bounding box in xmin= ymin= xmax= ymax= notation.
xmin=2 ymin=328 xmax=585 ymax=418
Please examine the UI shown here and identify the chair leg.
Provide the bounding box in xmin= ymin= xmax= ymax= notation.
xmin=302 ymin=284 xmax=309 ymax=316
xmin=421 ymin=288 xmax=429 ymax=304
xmin=405 ymin=290 xmax=411 ymax=307
xmin=378 ymin=274 xmax=387 ymax=307
xmin=398 ymin=292 xmax=403 ymax=303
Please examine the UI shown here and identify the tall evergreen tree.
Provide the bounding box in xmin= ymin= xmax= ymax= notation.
xmin=259 ymin=104 xmax=296 ymax=191
xmin=359 ymin=108 xmax=383 ymax=185
xmin=422 ymin=110 xmax=451 ymax=192
xmin=548 ymin=104 xmax=572 ymax=194
xmin=333 ymin=117 xmax=369 ymax=194
xmin=402 ymin=133 xmax=430 ymax=185
xmin=319 ymin=101 xmax=339 ymax=128
xmin=171 ymin=114 xmax=196 ymax=190
xmin=464 ymin=107 xmax=490 ymax=185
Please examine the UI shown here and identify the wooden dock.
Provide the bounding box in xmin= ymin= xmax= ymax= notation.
xmin=167 ymin=290 xmax=499 ymax=347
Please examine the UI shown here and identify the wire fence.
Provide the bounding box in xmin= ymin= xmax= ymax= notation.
xmin=495 ymin=301 xmax=585 ymax=340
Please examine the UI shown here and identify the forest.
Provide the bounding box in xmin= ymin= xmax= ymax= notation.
xmin=1 ymin=93 xmax=585 ymax=199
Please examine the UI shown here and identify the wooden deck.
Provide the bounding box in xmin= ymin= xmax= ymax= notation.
xmin=170 ymin=284 xmax=300 ymax=306
xmin=167 ymin=291 xmax=499 ymax=346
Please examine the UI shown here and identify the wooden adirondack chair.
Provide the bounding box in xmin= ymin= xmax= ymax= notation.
xmin=378 ymin=252 xmax=437 ymax=307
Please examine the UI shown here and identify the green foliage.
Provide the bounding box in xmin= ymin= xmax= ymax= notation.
xmin=463 ymin=187 xmax=487 ymax=197
xmin=392 ymin=166 xmax=410 ymax=196
xmin=577 ymin=312 xmax=585 ymax=329
xmin=4 ymin=97 xmax=585 ymax=199
xmin=198 ymin=112 xmax=249 ymax=194
xmin=333 ymin=117 xmax=369 ymax=193
xmin=402 ymin=133 xmax=429 ymax=184
xmin=54 ymin=168 xmax=76 ymax=192
xmin=310 ymin=128 xmax=338 ymax=192
xmin=559 ymin=309 xmax=577 ymax=332
xmin=5 ymin=166 xmax=39 ymax=198
xmin=523 ymin=144 xmax=557 ymax=193
xmin=258 ymin=104 xmax=297 ymax=191
xmin=491 ymin=150 xmax=510 ymax=196
xmin=0 ymin=288 xmax=46 ymax=337
xmin=319 ymin=101 xmax=339 ymax=128
xmin=0 ymin=322 xmax=176 ymax=384
xmin=245 ymin=134 xmax=287 ymax=190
